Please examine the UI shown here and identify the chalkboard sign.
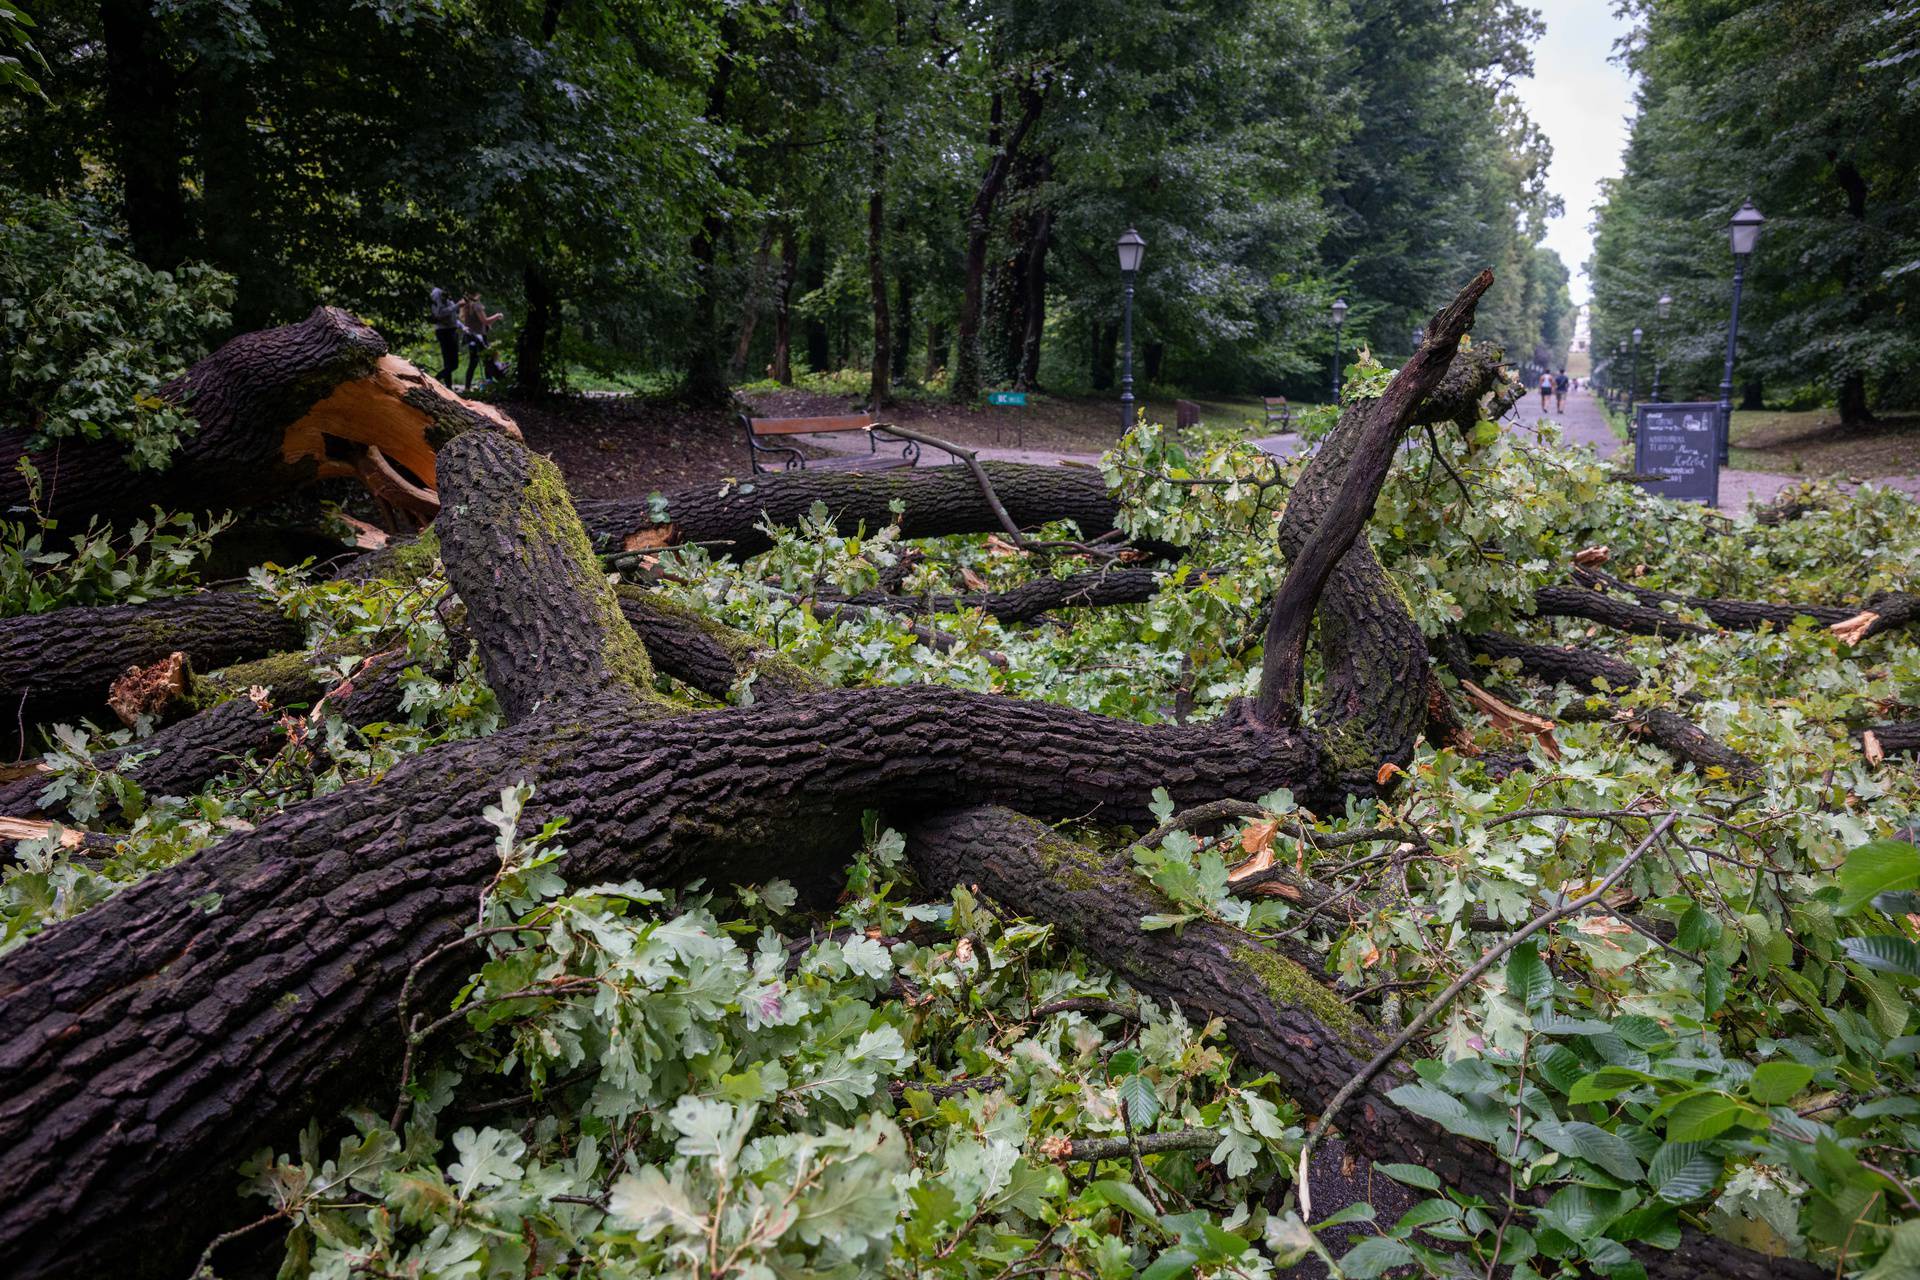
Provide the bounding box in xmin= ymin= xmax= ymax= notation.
xmin=987 ymin=390 xmax=1027 ymax=406
xmin=1634 ymin=402 xmax=1721 ymax=507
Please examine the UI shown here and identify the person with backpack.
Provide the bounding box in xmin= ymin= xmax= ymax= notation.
xmin=428 ymin=287 xmax=461 ymax=385
xmin=458 ymin=292 xmax=504 ymax=392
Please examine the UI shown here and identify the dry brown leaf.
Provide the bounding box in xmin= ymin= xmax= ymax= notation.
xmin=1240 ymin=819 xmax=1280 ymax=855
xmin=960 ymin=566 xmax=989 ymax=591
xmin=1573 ymin=545 xmax=1611 ymax=566
xmin=984 ymin=534 xmax=1021 ymax=557
xmin=1863 ymin=730 xmax=1885 ymax=765
xmin=954 ymin=937 xmax=974 ymax=964
xmin=1376 ymin=761 xmax=1405 ymax=786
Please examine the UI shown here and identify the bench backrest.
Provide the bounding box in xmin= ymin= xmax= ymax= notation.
xmin=1262 ymin=397 xmax=1288 ymax=409
xmin=744 ymin=413 xmax=875 ymax=437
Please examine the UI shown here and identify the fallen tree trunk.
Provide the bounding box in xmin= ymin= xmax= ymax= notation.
xmin=0 ymin=306 xmax=513 ymax=524
xmin=1532 ymin=583 xmax=1710 ymax=637
xmin=12 ymin=274 xmax=1804 ymax=1280
xmin=0 ymin=591 xmax=303 ymax=740
xmin=1570 ymin=566 xmax=1859 ymax=631
xmin=575 ymin=461 xmax=1129 ymax=558
xmin=904 ymin=806 xmax=1819 ymax=1280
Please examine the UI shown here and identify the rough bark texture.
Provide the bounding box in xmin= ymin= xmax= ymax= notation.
xmin=0 ymin=686 xmax=1338 ymax=1280
xmin=0 ymin=307 xmax=509 ymax=523
xmin=1259 ymin=274 xmax=1503 ymax=770
xmin=575 ymin=462 xmax=1125 ymax=558
xmin=1532 ymin=584 xmax=1710 ymax=638
xmin=904 ymin=806 xmax=1816 ymax=1280
xmin=436 ymin=432 xmax=658 ymax=722
xmin=0 ymin=592 xmax=302 ymax=738
xmin=1860 ymin=722 xmax=1920 ymax=757
xmin=1463 ymin=631 xmax=1642 ymax=692
xmin=616 ymin=587 xmax=820 ymax=704
xmin=1571 ymin=567 xmax=1858 ymax=630
xmin=839 ymin=566 xmax=1170 ymax=623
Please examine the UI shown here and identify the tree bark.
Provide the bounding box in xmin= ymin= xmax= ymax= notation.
xmin=866 ymin=111 xmax=892 ymax=408
xmin=515 ymin=263 xmax=558 ymax=396
xmin=729 ymin=224 xmax=777 ymax=381
xmin=0 ymin=306 xmax=512 ymax=524
xmin=99 ymin=0 xmax=190 ymax=270
xmin=951 ymin=80 xmax=1045 ymax=403
xmin=804 ymin=234 xmax=830 ymax=374
xmin=0 ymin=592 xmax=302 ymax=742
xmin=770 ymin=225 xmax=798 ymax=384
xmin=891 ymin=271 xmax=913 ymax=382
xmin=903 ymin=806 xmax=1820 ymax=1280
xmin=575 ymin=462 xmax=1130 ymax=558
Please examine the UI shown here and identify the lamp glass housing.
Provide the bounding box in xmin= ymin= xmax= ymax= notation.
xmin=1657 ymin=293 xmax=1672 ymax=319
xmin=1728 ymin=200 xmax=1765 ymax=256
xmin=1633 ymin=327 xmax=1643 ymax=344
xmin=1116 ymin=228 xmax=1146 ymax=273
xmin=1330 ymin=297 xmax=1349 ymax=325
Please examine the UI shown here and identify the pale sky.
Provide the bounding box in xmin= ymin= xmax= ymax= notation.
xmin=1510 ymin=0 xmax=1639 ymax=305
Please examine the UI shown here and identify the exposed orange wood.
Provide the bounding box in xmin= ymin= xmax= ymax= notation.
xmin=280 ymin=356 xmax=519 ymax=491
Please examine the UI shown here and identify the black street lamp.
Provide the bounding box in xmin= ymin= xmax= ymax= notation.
xmin=1652 ymin=293 xmax=1671 ymax=400
xmin=1116 ymin=228 xmax=1146 ymax=429
xmin=1718 ymin=200 xmax=1764 ymax=465
xmin=1412 ymin=325 xmax=1424 ymax=353
xmin=1330 ymin=297 xmax=1349 ymax=402
xmin=1628 ymin=327 xmax=1642 ymax=414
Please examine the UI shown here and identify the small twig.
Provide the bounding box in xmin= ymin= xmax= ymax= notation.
xmin=1045 ymin=1127 xmax=1218 ymax=1163
xmin=1295 ymin=810 xmax=1681 ymax=1217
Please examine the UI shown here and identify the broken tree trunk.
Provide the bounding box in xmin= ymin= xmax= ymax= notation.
xmin=0 ymin=306 xmax=514 ymax=525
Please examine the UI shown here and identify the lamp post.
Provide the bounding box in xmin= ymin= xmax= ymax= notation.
xmin=1412 ymin=325 xmax=1424 ymax=353
xmin=1628 ymin=327 xmax=1642 ymax=414
xmin=1330 ymin=297 xmax=1349 ymax=403
xmin=1116 ymin=228 xmax=1146 ymax=429
xmin=1718 ymin=199 xmax=1764 ymax=465
xmin=1617 ymin=339 xmax=1627 ymax=410
xmin=1652 ymin=293 xmax=1671 ymax=401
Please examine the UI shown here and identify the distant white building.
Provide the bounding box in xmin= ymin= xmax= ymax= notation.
xmin=1571 ymin=304 xmax=1589 ymax=354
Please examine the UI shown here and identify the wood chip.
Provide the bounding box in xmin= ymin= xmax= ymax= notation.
xmin=1829 ymin=610 xmax=1880 ymax=647
xmin=623 ymin=525 xmax=677 ymax=552
xmin=1460 ymin=680 xmax=1562 ymax=760
xmin=1863 ymin=731 xmax=1885 ymax=765
xmin=1573 ymin=545 xmax=1611 ymax=566
xmin=0 ymin=816 xmax=88 ymax=849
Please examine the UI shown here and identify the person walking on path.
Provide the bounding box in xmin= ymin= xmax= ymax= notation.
xmin=429 ymin=287 xmax=461 ymax=385
xmin=1538 ymin=371 xmax=1552 ymax=413
xmin=1554 ymin=369 xmax=1569 ymax=413
xmin=458 ymin=292 xmax=504 ymax=392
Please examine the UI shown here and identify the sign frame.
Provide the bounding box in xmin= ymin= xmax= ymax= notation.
xmin=1632 ymin=401 xmax=1722 ymax=507
xmin=986 ymin=390 xmax=1028 ymax=407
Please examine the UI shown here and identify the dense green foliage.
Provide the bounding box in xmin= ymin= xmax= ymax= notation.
xmin=1588 ymin=0 xmax=1920 ymax=419
xmin=4 ymin=0 xmax=1570 ymax=400
xmin=0 ymin=183 xmax=233 ymax=468
xmin=5 ymin=391 xmax=1918 ymax=1274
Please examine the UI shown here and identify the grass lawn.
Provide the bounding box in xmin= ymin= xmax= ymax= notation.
xmin=1727 ymin=408 xmax=1920 ymax=477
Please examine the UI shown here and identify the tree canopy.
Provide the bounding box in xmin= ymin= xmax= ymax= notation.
xmin=5 ymin=0 xmax=1573 ymax=399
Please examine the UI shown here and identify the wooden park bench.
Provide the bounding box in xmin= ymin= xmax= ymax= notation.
xmin=739 ymin=412 xmax=922 ymax=474
xmin=1261 ymin=397 xmax=1293 ymax=430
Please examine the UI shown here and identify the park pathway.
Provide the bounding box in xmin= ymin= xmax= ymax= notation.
xmin=796 ymin=387 xmax=1915 ymax=509
xmin=1513 ymin=387 xmax=1920 ymax=508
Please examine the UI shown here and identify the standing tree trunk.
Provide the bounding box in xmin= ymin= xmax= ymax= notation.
xmin=923 ymin=321 xmax=947 ymax=382
xmin=1017 ymin=155 xmax=1052 ymax=389
xmin=866 ymin=112 xmax=892 ymax=407
xmin=1091 ymin=318 xmax=1116 ymax=390
xmin=100 ymin=0 xmax=190 ymax=271
xmin=680 ymin=27 xmax=736 ymax=406
xmin=516 ymin=263 xmax=558 ymax=396
xmin=891 ymin=272 xmax=913 ymax=382
xmin=1833 ymin=157 xmax=1875 ymax=426
xmin=951 ymin=78 xmax=1046 ymax=403
xmin=769 ymin=226 xmax=798 ymax=384
xmin=728 ymin=224 xmax=777 ymax=381
xmin=804 ymin=234 xmax=830 ymax=375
